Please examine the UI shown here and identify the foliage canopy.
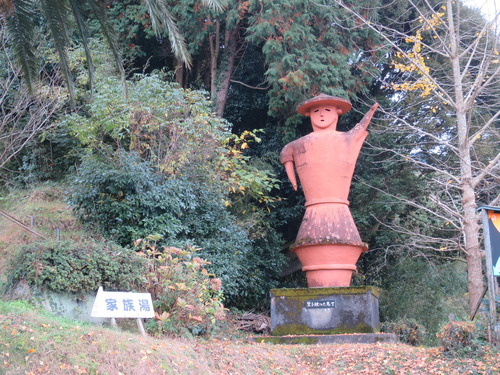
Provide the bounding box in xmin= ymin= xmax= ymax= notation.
xmin=63 ymin=70 xmax=285 ymax=308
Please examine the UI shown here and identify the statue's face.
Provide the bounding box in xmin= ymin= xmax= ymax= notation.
xmin=308 ymin=105 xmax=341 ymax=130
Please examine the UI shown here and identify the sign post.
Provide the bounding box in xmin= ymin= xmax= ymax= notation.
xmin=91 ymin=286 xmax=155 ymax=336
xmin=478 ymin=206 xmax=500 ymax=343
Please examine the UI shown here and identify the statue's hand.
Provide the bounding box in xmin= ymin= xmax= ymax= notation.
xmin=369 ymin=102 xmax=379 ymax=114
xmin=357 ymin=102 xmax=379 ymax=130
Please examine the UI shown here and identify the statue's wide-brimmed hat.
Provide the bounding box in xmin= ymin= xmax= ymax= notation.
xmin=297 ymin=93 xmax=352 ymax=116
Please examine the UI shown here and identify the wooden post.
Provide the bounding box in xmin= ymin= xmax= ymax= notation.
xmin=136 ymin=319 xmax=147 ymax=337
xmin=0 ymin=210 xmax=47 ymax=239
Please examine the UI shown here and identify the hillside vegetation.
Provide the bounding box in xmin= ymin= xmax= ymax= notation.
xmin=0 ymin=183 xmax=84 ymax=284
xmin=1 ymin=0 xmax=499 ymax=372
xmin=0 ymin=184 xmax=499 ymax=374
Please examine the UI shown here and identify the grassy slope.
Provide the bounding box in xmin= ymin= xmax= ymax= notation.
xmin=2 ymin=300 xmax=500 ymax=375
xmin=0 ymin=183 xmax=85 ymax=285
xmin=1 ymin=184 xmax=499 ymax=375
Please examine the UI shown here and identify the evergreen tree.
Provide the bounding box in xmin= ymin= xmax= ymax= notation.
xmin=246 ymin=0 xmax=384 ymax=130
xmin=0 ymin=0 xmax=127 ymax=103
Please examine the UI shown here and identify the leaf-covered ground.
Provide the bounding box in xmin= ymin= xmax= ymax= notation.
xmin=1 ymin=301 xmax=499 ymax=375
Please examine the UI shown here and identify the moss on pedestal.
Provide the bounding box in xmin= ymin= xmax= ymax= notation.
xmin=271 ymin=286 xmax=380 ymax=298
xmin=270 ymin=286 xmax=380 ymax=336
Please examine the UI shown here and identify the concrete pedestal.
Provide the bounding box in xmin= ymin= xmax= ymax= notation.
xmin=270 ymin=286 xmax=380 ymax=336
xmin=252 ymin=333 xmax=398 ymax=345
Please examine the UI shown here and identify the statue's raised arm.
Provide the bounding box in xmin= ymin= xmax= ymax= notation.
xmin=349 ymin=102 xmax=379 ymax=135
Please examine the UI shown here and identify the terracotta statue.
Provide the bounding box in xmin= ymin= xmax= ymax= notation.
xmin=281 ymin=93 xmax=378 ymax=287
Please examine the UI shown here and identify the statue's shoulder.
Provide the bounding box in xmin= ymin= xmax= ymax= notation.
xmin=283 ymin=135 xmax=306 ymax=148
xmin=280 ymin=140 xmax=296 ymax=163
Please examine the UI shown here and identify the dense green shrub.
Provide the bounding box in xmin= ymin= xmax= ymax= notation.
xmin=60 ymin=71 xmax=285 ymax=309
xmin=436 ymin=321 xmax=478 ymax=353
xmin=381 ymin=319 xmax=427 ymax=346
xmin=380 ymin=258 xmax=468 ymax=341
xmin=61 ymin=72 xmax=279 ymax=203
xmin=4 ymin=240 xmax=146 ymax=295
xmin=69 ymin=151 xmax=183 ymax=245
xmin=13 ymin=120 xmax=83 ymax=186
xmin=68 ymin=151 xmax=285 ymax=307
xmin=137 ymin=239 xmax=226 ymax=337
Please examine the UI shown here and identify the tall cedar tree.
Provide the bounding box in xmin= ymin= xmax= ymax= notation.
xmin=246 ymin=0 xmax=383 ymax=131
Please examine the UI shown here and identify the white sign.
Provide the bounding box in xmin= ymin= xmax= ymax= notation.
xmin=91 ymin=286 xmax=155 ymax=318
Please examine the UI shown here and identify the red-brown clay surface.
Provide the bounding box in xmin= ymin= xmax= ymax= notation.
xmin=281 ymin=94 xmax=378 ymax=287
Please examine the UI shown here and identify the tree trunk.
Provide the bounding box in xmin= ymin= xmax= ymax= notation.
xmin=208 ymin=18 xmax=220 ymax=100
xmin=458 ymin=120 xmax=484 ymax=313
xmin=216 ymin=25 xmax=239 ymax=117
xmin=457 ymin=107 xmax=483 ymax=313
xmin=463 ymin=201 xmax=484 ymax=313
xmin=447 ymin=0 xmax=485 ymax=313
xmin=174 ymin=58 xmax=184 ymax=87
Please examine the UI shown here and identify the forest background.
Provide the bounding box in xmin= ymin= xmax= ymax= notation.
xmin=0 ymin=0 xmax=499 ymax=342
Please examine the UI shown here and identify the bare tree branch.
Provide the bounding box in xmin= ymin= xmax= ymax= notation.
xmin=0 ymin=28 xmax=64 ymax=171
xmin=472 ymin=151 xmax=500 ymax=188
xmin=335 ymin=0 xmax=500 ymax=313
xmin=230 ymin=79 xmax=270 ymax=90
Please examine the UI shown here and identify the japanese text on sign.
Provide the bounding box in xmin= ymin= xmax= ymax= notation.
xmin=91 ymin=286 xmax=155 ymax=318
xmin=305 ymin=300 xmax=336 ymax=309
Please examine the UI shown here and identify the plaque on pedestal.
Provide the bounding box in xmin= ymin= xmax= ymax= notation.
xmin=270 ymin=286 xmax=380 ymax=336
